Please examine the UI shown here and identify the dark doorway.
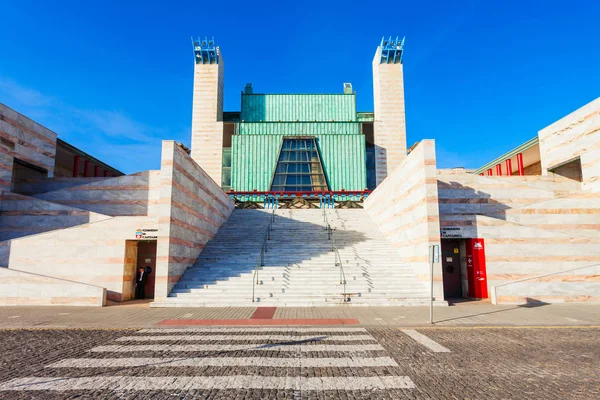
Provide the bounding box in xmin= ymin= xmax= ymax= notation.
xmin=136 ymin=241 xmax=157 ymax=299
xmin=441 ymin=239 xmax=462 ymax=298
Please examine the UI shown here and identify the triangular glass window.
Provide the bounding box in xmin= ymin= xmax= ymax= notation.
xmin=270 ymin=137 xmax=329 ymax=192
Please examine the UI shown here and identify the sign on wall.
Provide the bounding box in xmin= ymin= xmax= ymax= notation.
xmin=135 ymin=228 xmax=158 ymax=240
xmin=441 ymin=227 xmax=464 ymax=238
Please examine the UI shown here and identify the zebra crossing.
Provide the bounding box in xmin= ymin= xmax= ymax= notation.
xmin=0 ymin=327 xmax=417 ymax=394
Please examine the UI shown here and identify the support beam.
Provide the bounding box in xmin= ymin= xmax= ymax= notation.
xmin=517 ymin=153 xmax=524 ymax=176
xmin=94 ymin=165 xmax=100 ymax=177
xmin=103 ymin=170 xmax=109 ymax=177
xmin=487 ymin=168 xmax=493 ymax=176
xmin=495 ymin=164 xmax=502 ymax=176
xmin=72 ymin=155 xmax=80 ymax=178
xmin=505 ymin=159 xmax=513 ymax=176
xmin=83 ymin=160 xmax=90 ymax=178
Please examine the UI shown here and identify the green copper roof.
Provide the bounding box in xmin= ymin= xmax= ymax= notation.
xmin=241 ymin=94 xmax=357 ymax=122
xmin=237 ymin=122 xmax=361 ymax=135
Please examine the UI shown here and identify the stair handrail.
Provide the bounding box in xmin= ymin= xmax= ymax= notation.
xmin=491 ymin=262 xmax=600 ymax=304
xmin=323 ymin=209 xmax=347 ymax=301
xmin=252 ymin=209 xmax=275 ymax=302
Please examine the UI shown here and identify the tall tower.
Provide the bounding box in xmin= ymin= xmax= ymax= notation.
xmin=191 ymin=37 xmax=224 ymax=185
xmin=372 ymin=37 xmax=407 ymax=185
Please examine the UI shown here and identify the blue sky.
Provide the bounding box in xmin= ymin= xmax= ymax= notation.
xmin=1 ymin=0 xmax=599 ymax=173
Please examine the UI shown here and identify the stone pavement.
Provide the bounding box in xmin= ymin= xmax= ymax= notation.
xmin=0 ymin=326 xmax=598 ymax=399
xmin=1 ymin=301 xmax=600 ymax=329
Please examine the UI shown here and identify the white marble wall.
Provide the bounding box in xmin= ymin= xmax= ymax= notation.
xmin=6 ymin=215 xmax=158 ymax=301
xmin=154 ymin=141 xmax=234 ymax=300
xmin=0 ymin=267 xmax=106 ymax=306
xmin=35 ymin=171 xmax=160 ymax=217
xmin=0 ymin=103 xmax=58 ymax=190
xmin=190 ymin=50 xmax=225 ymax=186
xmin=0 ymin=192 xmax=110 ymax=241
xmin=437 ymin=171 xmax=600 ymax=304
xmin=365 ymin=140 xmax=443 ymax=299
xmin=372 ymin=47 xmax=407 ymax=186
xmin=538 ymin=97 xmax=600 ymax=192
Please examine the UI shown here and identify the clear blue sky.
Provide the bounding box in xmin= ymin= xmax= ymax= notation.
xmin=1 ymin=0 xmax=599 ymax=173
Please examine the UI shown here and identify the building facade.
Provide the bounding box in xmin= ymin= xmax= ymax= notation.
xmin=0 ymin=37 xmax=598 ymax=307
xmin=190 ymin=37 xmax=407 ymax=196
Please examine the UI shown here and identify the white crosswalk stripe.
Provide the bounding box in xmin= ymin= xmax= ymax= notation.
xmin=1 ymin=327 xmax=418 ymax=393
xmin=47 ymin=356 xmax=399 ymax=368
xmin=0 ymin=376 xmax=416 ymax=391
xmin=90 ymin=344 xmax=386 ymax=352
xmin=139 ymin=327 xmax=367 ymax=333
xmin=115 ymin=334 xmax=376 ymax=342
xmin=401 ymin=329 xmax=452 ymax=353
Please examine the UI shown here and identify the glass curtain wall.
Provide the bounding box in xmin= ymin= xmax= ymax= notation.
xmin=270 ymin=138 xmax=329 ymax=192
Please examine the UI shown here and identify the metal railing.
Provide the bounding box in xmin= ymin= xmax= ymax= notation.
xmin=323 ymin=207 xmax=347 ymax=301
xmin=252 ymin=209 xmax=275 ymax=302
xmin=491 ymin=262 xmax=600 ymax=304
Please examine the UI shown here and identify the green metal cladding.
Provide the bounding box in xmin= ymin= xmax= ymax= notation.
xmin=230 ymin=91 xmax=367 ymax=192
xmin=237 ymin=122 xmax=361 ymax=136
xmin=231 ymin=135 xmax=366 ymax=191
xmin=240 ymin=94 xmax=357 ymax=122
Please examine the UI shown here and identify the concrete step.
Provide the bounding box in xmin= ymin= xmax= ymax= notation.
xmin=158 ymin=208 xmax=431 ymax=308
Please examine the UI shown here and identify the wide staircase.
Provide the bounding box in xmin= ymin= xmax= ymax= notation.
xmin=154 ymin=208 xmax=430 ymax=307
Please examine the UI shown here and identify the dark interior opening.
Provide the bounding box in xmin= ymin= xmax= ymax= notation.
xmin=548 ymin=157 xmax=583 ymax=182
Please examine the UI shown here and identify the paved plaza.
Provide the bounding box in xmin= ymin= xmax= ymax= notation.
xmin=1 ymin=301 xmax=600 ymax=329
xmin=0 ymin=303 xmax=599 ymax=398
xmin=0 ymin=325 xmax=598 ymax=399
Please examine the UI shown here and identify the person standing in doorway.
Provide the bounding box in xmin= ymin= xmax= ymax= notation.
xmin=135 ymin=266 xmax=148 ymax=299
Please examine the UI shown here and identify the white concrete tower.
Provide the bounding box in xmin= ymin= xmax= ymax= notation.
xmin=191 ymin=37 xmax=224 ymax=186
xmin=372 ymin=37 xmax=407 ymax=185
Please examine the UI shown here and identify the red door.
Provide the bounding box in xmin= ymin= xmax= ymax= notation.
xmin=466 ymin=238 xmax=488 ymax=299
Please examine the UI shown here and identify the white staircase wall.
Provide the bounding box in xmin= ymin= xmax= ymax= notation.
xmin=364 ymin=140 xmax=443 ymax=301
xmin=154 ymin=141 xmax=234 ymax=300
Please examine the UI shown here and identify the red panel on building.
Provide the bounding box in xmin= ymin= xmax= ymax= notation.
xmin=466 ymin=238 xmax=488 ymax=299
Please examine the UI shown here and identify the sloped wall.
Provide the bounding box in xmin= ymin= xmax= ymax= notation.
xmin=364 ymin=140 xmax=443 ymax=299
xmin=6 ymin=215 xmax=157 ymax=301
xmin=13 ymin=177 xmax=107 ymax=196
xmin=35 ymin=171 xmax=161 ymax=216
xmin=154 ymin=141 xmax=234 ymax=300
xmin=0 ymin=268 xmax=106 ymax=306
xmin=0 ymin=192 xmax=110 ymax=241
